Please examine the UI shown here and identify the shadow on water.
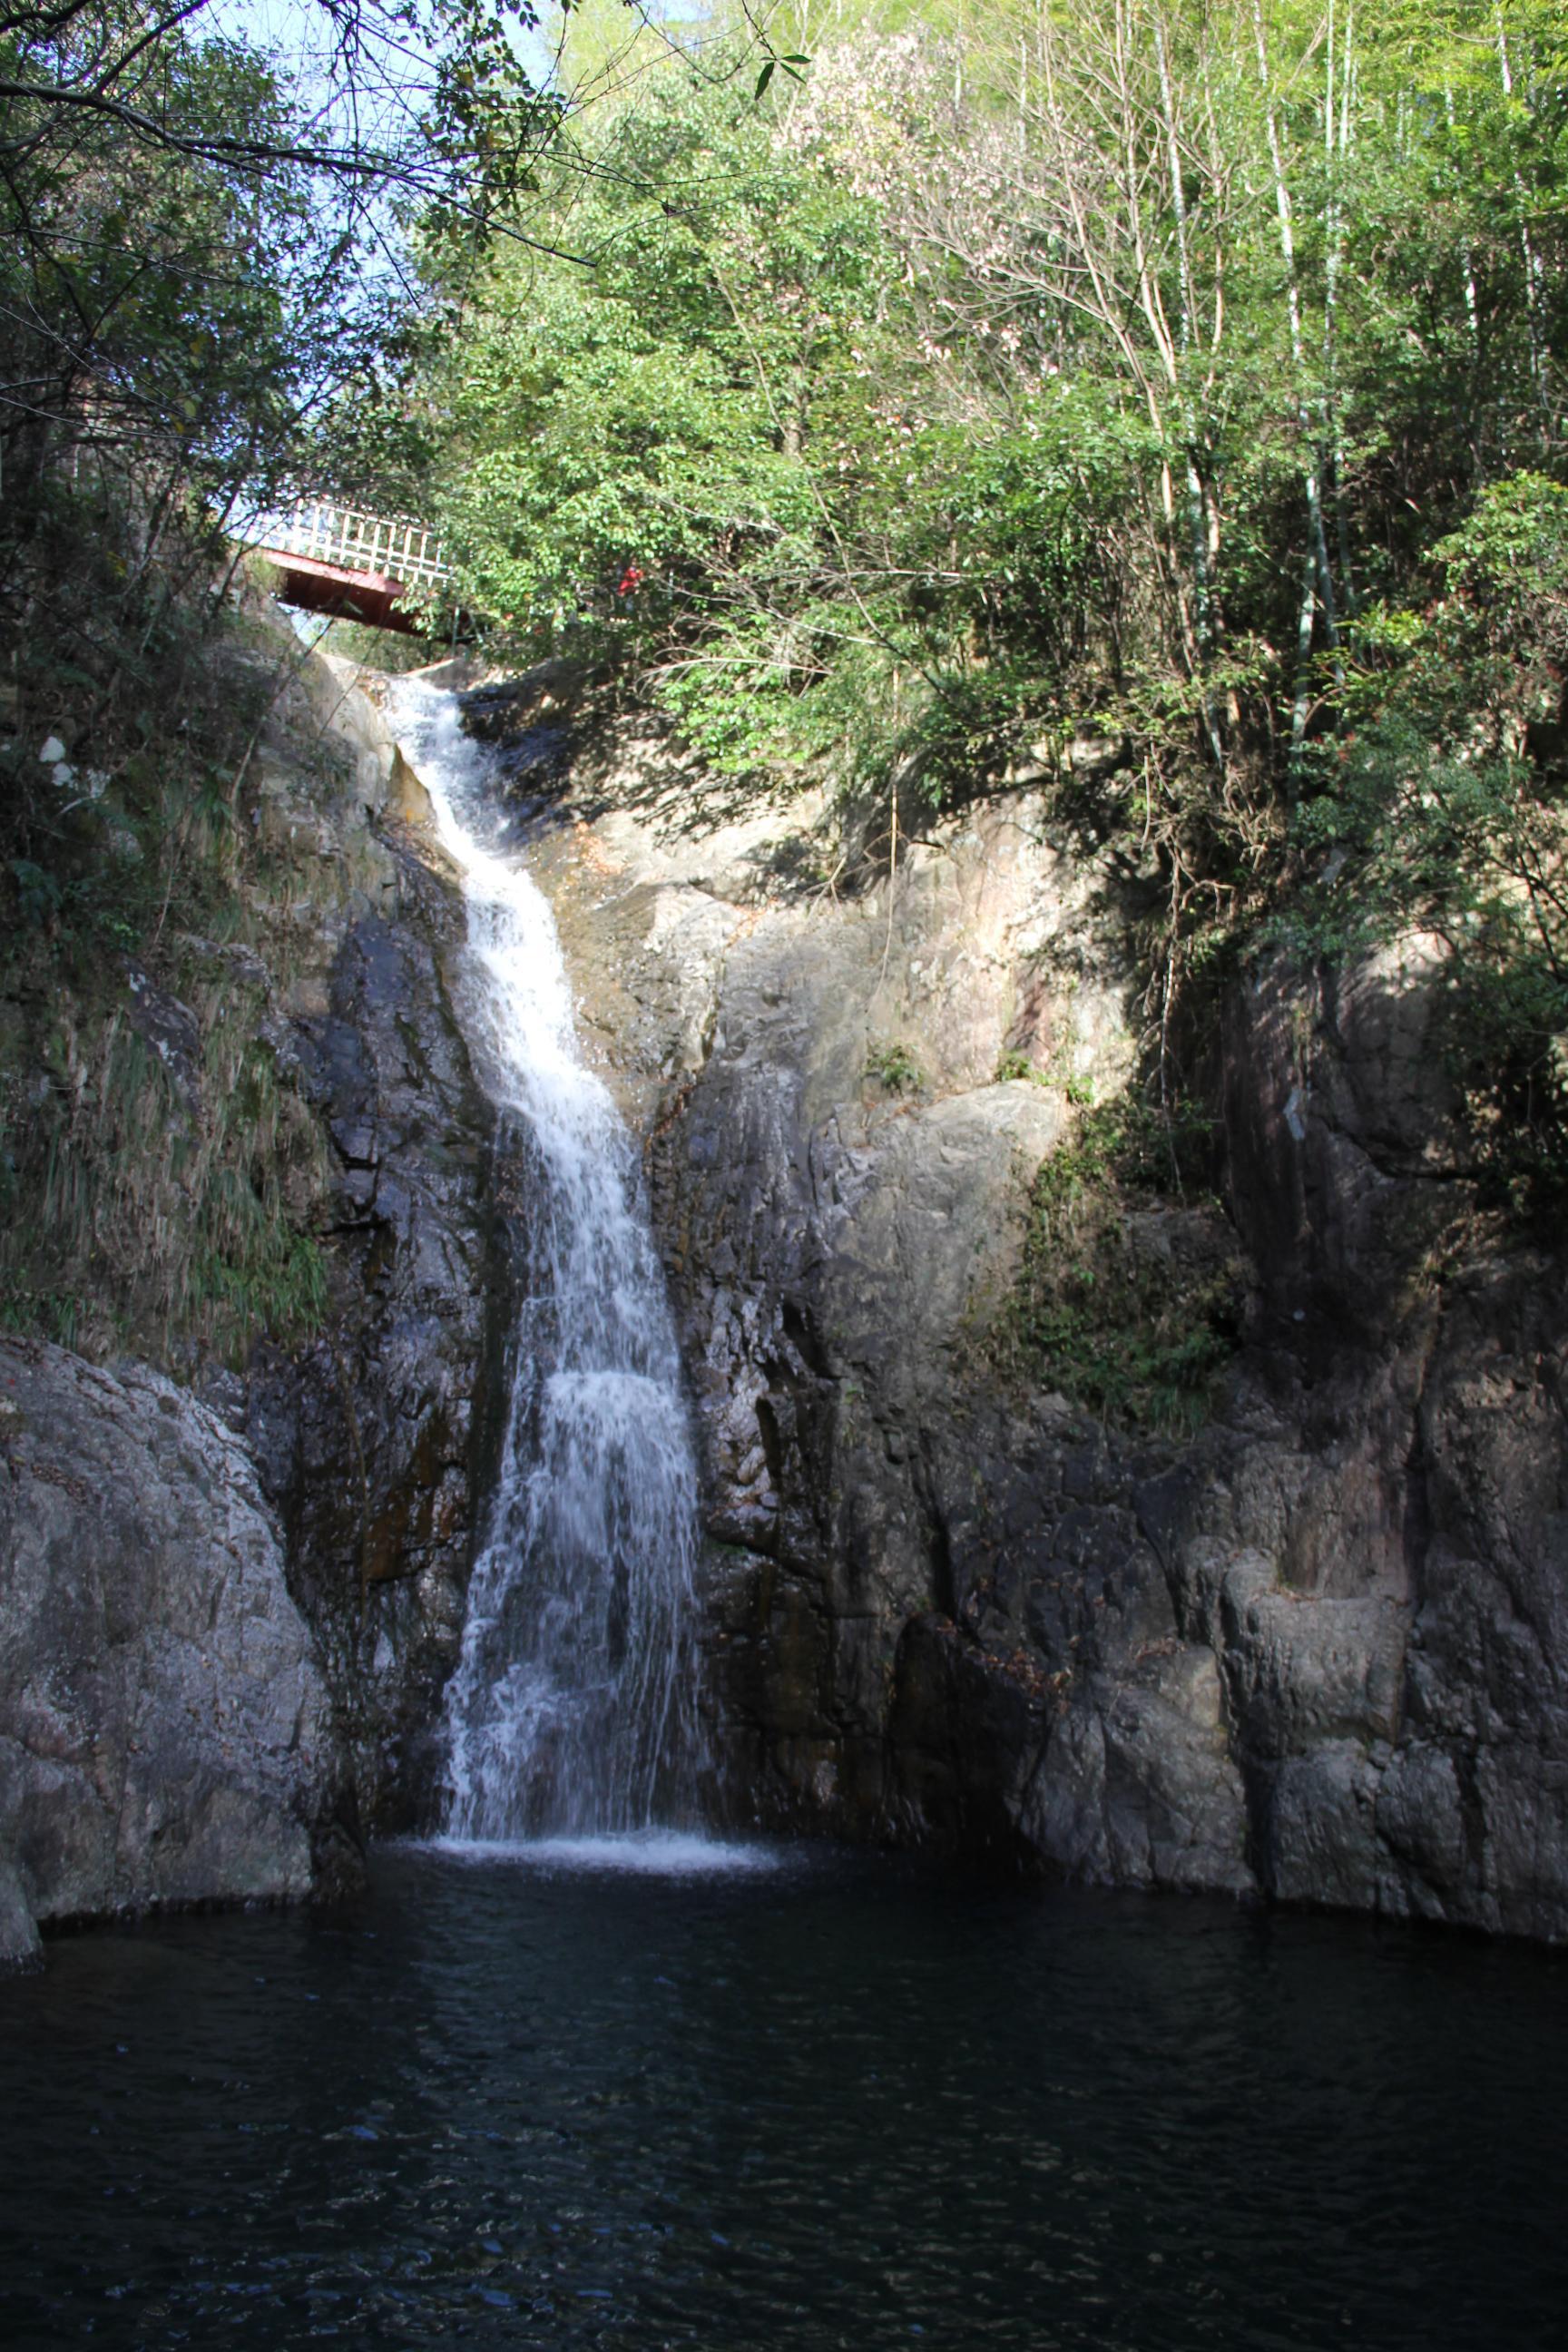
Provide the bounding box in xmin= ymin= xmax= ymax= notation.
xmin=3 ymin=1845 xmax=1567 ymax=2349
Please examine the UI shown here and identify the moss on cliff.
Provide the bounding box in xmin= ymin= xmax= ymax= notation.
xmin=0 ymin=569 xmax=351 ymax=1368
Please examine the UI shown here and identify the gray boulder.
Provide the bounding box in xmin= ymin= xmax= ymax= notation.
xmin=0 ymin=1339 xmax=333 ymax=1952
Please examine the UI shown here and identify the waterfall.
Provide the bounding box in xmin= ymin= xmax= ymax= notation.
xmin=388 ymin=681 xmax=705 ymax=1842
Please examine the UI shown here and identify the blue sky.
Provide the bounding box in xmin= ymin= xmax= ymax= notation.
xmin=211 ymin=1 xmax=559 ymax=103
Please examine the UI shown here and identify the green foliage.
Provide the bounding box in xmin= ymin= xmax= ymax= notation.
xmin=0 ymin=5 xmax=363 ymax=1369
xmin=995 ymin=1049 xmax=1094 ymax=1106
xmin=381 ymin=0 xmax=1568 ymax=1220
xmin=0 ymin=885 xmax=334 ymax=1367
xmin=996 ymin=1095 xmax=1244 ymax=1436
xmin=397 ymin=61 xmax=906 ymax=776
xmin=865 ymin=1038 xmax=923 ymax=1094
xmin=1286 ymin=475 xmax=1568 ymax=1213
xmin=0 ymin=21 xmax=327 ymax=565
xmin=8 ymin=860 xmax=64 ymax=925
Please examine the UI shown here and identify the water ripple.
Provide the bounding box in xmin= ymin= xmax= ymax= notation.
xmin=3 ymin=1847 xmax=1566 ymax=2350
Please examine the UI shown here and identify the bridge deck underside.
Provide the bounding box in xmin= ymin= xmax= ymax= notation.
xmin=265 ymin=550 xmax=426 ymax=635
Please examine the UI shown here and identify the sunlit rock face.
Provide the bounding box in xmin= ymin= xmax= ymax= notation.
xmin=485 ymin=664 xmax=1568 ymax=1943
xmin=0 ymin=1339 xmax=331 ymax=1961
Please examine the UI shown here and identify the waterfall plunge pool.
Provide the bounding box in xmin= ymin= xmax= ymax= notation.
xmin=4 ymin=1841 xmax=1566 ymax=2350
xmin=424 ymin=1832 xmax=787 ymax=1878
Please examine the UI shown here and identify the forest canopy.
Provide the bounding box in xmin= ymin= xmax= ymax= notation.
xmin=3 ymin=0 xmax=1567 ymax=1222
xmin=368 ymin=0 xmax=1567 ymax=1209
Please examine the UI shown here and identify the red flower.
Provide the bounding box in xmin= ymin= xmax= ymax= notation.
xmin=615 ymin=562 xmax=645 ymax=598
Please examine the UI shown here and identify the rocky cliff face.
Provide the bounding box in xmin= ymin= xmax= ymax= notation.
xmin=181 ymin=652 xmax=520 ymax=1838
xmin=484 ymin=669 xmax=1568 ymax=1943
xmin=2 ymin=633 xmax=510 ymax=1955
xmin=237 ymin=656 xmax=512 ymax=1830
xmin=8 ymin=634 xmax=1564 ymax=1955
xmin=0 ymin=1340 xmax=330 ymax=1968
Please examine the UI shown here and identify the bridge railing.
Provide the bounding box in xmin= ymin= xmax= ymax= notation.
xmin=257 ymin=503 xmax=452 ymax=590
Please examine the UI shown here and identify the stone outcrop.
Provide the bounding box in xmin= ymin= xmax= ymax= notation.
xmin=239 ymin=657 xmax=511 ymax=1829
xmin=1 ymin=635 xmax=510 ymax=1953
xmin=482 ymin=668 xmax=1568 ymax=1943
xmin=162 ymin=647 xmax=507 ymax=1838
xmin=0 ymin=1340 xmax=330 ymax=1966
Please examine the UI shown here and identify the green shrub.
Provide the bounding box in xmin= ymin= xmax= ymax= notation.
xmin=865 ymin=1038 xmax=923 ymax=1094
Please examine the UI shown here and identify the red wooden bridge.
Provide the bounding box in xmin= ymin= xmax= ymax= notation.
xmin=246 ymin=505 xmax=452 ymax=635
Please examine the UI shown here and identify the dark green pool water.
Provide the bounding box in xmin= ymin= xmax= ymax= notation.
xmin=2 ymin=1839 xmax=1564 ymax=2349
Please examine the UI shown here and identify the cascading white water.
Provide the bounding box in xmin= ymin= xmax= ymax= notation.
xmin=388 ymin=681 xmax=705 ymax=1841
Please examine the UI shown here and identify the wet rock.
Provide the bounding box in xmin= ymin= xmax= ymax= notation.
xmin=238 ymin=667 xmax=512 ymax=1833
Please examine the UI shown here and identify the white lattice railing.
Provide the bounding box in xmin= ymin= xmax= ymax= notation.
xmin=257 ymin=504 xmax=451 ymax=589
